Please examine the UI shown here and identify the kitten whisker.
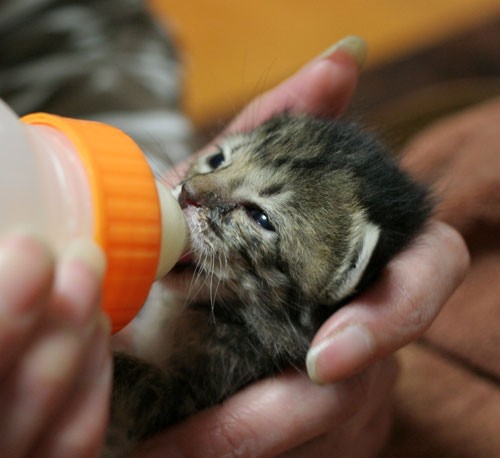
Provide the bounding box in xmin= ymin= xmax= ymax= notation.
xmin=188 ymin=250 xmax=213 ymax=304
xmin=208 ymin=253 xmax=216 ymax=321
xmin=184 ymin=253 xmax=207 ymax=307
xmin=210 ymin=256 xmax=225 ymax=321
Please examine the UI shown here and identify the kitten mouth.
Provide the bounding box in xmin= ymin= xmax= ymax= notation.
xmin=172 ymin=252 xmax=195 ymax=273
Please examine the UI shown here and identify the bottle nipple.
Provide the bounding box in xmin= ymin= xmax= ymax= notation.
xmin=155 ymin=183 xmax=189 ymax=278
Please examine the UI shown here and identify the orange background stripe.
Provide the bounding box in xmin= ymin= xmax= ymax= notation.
xmin=149 ymin=1 xmax=500 ymax=127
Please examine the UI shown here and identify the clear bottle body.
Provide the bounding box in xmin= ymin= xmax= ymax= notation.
xmin=0 ymin=100 xmax=93 ymax=252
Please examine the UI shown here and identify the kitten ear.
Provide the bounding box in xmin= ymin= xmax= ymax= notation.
xmin=326 ymin=220 xmax=380 ymax=302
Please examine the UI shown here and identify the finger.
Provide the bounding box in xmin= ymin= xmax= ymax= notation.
xmin=0 ymin=327 xmax=89 ymax=457
xmin=357 ymin=398 xmax=394 ymax=458
xmin=169 ymin=36 xmax=365 ymax=182
xmin=0 ymin=241 xmax=106 ymax=457
xmin=33 ymin=314 xmax=112 ymax=458
xmin=225 ymin=35 xmax=365 ymax=134
xmin=49 ymin=239 xmax=106 ymax=327
xmin=307 ymin=220 xmax=470 ymax=384
xmin=281 ymin=383 xmax=395 ymax=458
xmin=0 ymin=231 xmax=54 ymax=379
xmin=134 ymin=357 xmax=398 ymax=458
xmin=342 ymin=397 xmax=394 ymax=458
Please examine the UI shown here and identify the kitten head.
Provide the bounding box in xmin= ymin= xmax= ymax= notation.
xmin=168 ymin=114 xmax=430 ymax=316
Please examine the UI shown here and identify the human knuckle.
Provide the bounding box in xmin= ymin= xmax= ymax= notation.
xmin=207 ymin=410 xmax=259 ymax=458
xmin=441 ymin=224 xmax=470 ymax=275
xmin=30 ymin=333 xmax=81 ymax=388
xmin=388 ymin=223 xmax=470 ymax=341
xmin=419 ymin=223 xmax=466 ymax=284
xmin=390 ymin=282 xmax=432 ymax=339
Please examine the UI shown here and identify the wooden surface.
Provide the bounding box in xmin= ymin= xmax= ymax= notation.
xmin=149 ymin=0 xmax=500 ymax=127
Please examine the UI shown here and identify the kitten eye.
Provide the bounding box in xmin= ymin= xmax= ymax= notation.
xmin=206 ymin=148 xmax=225 ymax=170
xmin=247 ymin=206 xmax=275 ymax=231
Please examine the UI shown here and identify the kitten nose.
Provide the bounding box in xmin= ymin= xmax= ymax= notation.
xmin=179 ymin=179 xmax=220 ymax=208
xmin=178 ymin=182 xmax=202 ymax=208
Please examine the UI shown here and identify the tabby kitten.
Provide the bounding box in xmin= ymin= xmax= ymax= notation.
xmin=106 ymin=114 xmax=431 ymax=457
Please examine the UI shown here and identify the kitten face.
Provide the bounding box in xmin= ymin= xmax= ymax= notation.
xmin=167 ymin=115 xmax=394 ymax=309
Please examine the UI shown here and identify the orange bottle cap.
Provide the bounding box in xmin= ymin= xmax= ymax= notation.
xmin=22 ymin=113 xmax=161 ymax=333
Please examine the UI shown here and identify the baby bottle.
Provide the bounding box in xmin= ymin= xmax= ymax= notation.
xmin=0 ymin=99 xmax=188 ymax=333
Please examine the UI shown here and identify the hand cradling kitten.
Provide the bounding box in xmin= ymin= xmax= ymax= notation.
xmin=105 ymin=113 xmax=431 ymax=457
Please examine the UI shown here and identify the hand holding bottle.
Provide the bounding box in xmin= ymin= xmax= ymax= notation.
xmin=0 ymin=231 xmax=111 ymax=457
xmin=0 ymin=101 xmax=188 ymax=333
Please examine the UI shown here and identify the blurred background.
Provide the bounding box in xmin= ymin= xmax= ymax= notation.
xmin=150 ymin=0 xmax=500 ymax=148
xmin=1 ymin=3 xmax=499 ymax=456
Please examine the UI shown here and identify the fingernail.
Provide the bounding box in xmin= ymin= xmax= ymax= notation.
xmin=61 ymin=239 xmax=107 ymax=280
xmin=306 ymin=325 xmax=374 ymax=384
xmin=54 ymin=240 xmax=106 ymax=332
xmin=316 ymin=35 xmax=367 ymax=70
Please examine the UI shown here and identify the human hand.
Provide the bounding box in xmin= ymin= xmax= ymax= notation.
xmin=135 ymin=35 xmax=469 ymax=457
xmin=306 ymin=220 xmax=469 ymax=384
xmin=135 ymin=357 xmax=398 ymax=458
xmin=0 ymin=231 xmax=111 ymax=458
xmin=194 ymin=34 xmax=470 ymax=387
xmin=134 ymin=222 xmax=467 ymax=458
xmin=135 ymin=221 xmax=468 ymax=458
